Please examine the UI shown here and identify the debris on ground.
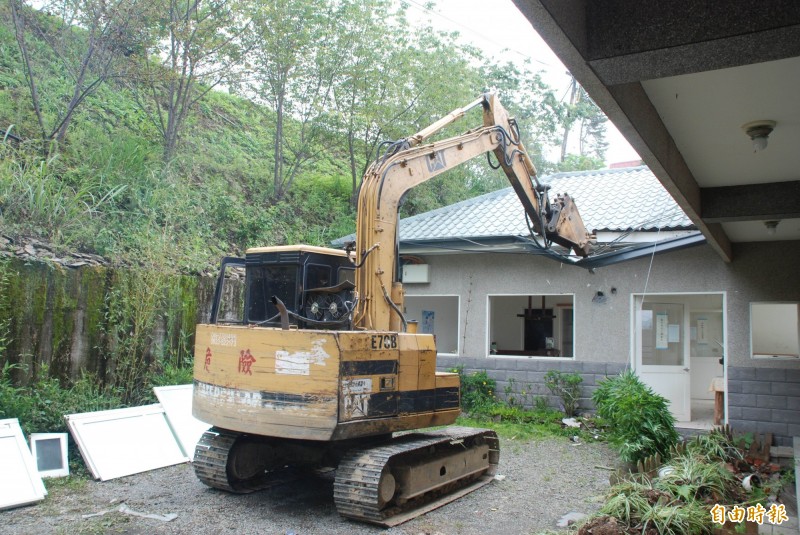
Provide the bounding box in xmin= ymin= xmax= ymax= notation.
xmin=562 ymin=417 xmax=581 ymax=428
xmin=557 ymin=511 xmax=588 ymax=527
xmin=83 ymin=503 xmax=177 ymax=522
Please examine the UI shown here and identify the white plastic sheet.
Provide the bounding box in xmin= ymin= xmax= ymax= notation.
xmin=66 ymin=405 xmax=188 ymax=481
xmin=153 ymin=384 xmax=211 ymax=460
xmin=0 ymin=418 xmax=47 ymax=510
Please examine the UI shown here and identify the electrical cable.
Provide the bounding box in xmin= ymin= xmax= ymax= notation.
xmin=641 ymin=223 xmax=663 ymax=298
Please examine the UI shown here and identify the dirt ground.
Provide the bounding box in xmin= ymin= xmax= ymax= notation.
xmin=3 ymin=436 xmax=616 ymax=535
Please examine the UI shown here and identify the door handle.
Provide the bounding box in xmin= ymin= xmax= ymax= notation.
xmin=683 ymin=368 xmax=690 ymax=372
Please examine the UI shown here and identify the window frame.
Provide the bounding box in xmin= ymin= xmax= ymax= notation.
xmin=485 ymin=293 xmax=576 ymax=360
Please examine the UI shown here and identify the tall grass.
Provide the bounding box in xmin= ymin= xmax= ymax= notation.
xmin=0 ymin=260 xmax=11 ymax=361
xmin=100 ymin=230 xmax=175 ymax=405
xmin=0 ymin=363 xmax=122 ymax=436
xmin=0 ymin=145 xmax=126 ymax=243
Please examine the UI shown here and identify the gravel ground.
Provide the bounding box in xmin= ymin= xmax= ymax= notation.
xmin=3 ymin=435 xmax=615 ymax=535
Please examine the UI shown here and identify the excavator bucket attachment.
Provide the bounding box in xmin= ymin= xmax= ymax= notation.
xmin=546 ymin=193 xmax=592 ymax=257
xmin=481 ymin=93 xmax=592 ymax=257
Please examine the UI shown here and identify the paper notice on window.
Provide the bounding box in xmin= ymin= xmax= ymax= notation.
xmin=696 ymin=318 xmax=708 ymax=344
xmin=655 ymin=313 xmax=669 ymax=349
xmin=668 ymin=324 xmax=680 ymax=343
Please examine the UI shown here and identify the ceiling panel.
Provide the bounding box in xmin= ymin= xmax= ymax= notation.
xmin=642 ymin=57 xmax=800 ymax=188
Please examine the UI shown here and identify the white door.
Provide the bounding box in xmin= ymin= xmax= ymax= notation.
xmin=634 ymin=299 xmax=691 ymax=422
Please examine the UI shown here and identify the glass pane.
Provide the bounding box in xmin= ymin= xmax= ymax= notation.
xmin=306 ymin=264 xmax=332 ymax=290
xmin=751 ymin=303 xmax=800 ymax=358
xmin=641 ymin=303 xmax=684 ymax=366
xmin=338 ymin=267 xmax=355 ymax=285
xmin=35 ymin=438 xmax=64 ymax=471
xmin=217 ymin=266 xmax=245 ymax=323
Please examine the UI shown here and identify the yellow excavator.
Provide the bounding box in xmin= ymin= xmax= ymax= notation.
xmin=191 ymin=93 xmax=592 ymax=526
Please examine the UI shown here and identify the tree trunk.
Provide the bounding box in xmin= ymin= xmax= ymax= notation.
xmin=10 ymin=0 xmax=47 ymax=149
xmin=273 ymin=89 xmax=286 ymax=200
xmin=560 ymin=77 xmax=578 ymax=162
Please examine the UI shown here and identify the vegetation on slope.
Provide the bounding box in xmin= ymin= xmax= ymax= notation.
xmin=1 ymin=0 xmax=608 ymax=273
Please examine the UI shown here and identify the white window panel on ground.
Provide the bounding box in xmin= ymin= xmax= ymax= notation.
xmin=30 ymin=432 xmax=70 ymax=478
xmin=66 ymin=404 xmax=189 ymax=481
xmin=153 ymin=384 xmax=211 ymax=460
xmin=0 ymin=418 xmax=47 ymax=510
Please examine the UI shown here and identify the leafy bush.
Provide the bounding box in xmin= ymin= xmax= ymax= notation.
xmin=450 ymin=367 xmax=497 ymax=415
xmin=502 ymin=377 xmax=537 ymax=408
xmin=151 ymin=360 xmax=194 ymax=387
xmin=0 ymin=363 xmax=122 ymax=436
xmin=543 ymin=370 xmax=583 ymax=417
xmin=592 ymin=370 xmax=679 ymax=465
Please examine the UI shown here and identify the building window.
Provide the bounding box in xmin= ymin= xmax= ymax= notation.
xmin=750 ymin=302 xmax=799 ymax=359
xmin=404 ymin=295 xmax=460 ymax=355
xmin=488 ymin=295 xmax=574 ymax=358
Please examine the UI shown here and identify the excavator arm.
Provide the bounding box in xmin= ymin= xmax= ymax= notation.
xmin=353 ymin=93 xmax=592 ymax=332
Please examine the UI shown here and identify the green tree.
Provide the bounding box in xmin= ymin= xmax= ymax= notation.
xmin=9 ymin=0 xmax=150 ymax=152
xmin=246 ymin=0 xmax=347 ymax=200
xmin=331 ymin=0 xmax=410 ymax=204
xmin=558 ymin=76 xmax=608 ymax=164
xmin=480 ymin=59 xmax=564 ymax=176
xmin=361 ymin=24 xmax=488 ymax=214
xmin=128 ymin=0 xmax=250 ymax=162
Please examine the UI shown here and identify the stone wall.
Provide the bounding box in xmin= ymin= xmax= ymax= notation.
xmin=728 ymin=366 xmax=800 ymax=448
xmin=0 ymin=258 xmax=216 ymax=385
xmin=436 ymin=354 xmax=627 ymax=413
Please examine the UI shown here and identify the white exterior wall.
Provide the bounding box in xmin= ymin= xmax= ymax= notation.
xmin=406 ymin=241 xmax=799 ymax=370
xmin=404 ymin=240 xmax=800 ymax=446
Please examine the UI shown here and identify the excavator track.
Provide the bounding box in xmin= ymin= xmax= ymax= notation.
xmin=193 ymin=427 xmax=298 ymax=493
xmin=333 ymin=426 xmax=499 ymax=527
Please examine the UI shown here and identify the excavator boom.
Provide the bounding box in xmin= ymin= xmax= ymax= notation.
xmin=353 ymin=93 xmax=592 ymax=332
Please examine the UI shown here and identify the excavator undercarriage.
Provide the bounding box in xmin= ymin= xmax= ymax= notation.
xmin=194 ymin=426 xmax=499 ymax=527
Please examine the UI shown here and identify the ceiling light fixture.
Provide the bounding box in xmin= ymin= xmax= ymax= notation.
xmin=742 ymin=120 xmax=776 ymax=152
xmin=764 ymin=220 xmax=780 ymax=235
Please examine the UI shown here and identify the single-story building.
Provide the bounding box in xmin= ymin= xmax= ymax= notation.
xmin=342 ymin=164 xmax=799 ymax=448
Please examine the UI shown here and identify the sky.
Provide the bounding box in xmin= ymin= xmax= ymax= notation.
xmin=403 ymin=0 xmax=641 ymax=166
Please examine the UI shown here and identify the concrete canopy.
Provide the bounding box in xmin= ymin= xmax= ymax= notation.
xmin=512 ymin=0 xmax=800 ymax=262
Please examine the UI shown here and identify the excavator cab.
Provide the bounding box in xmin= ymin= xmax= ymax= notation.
xmin=245 ymin=245 xmax=355 ymax=329
xmin=208 ymin=245 xmax=355 ymax=329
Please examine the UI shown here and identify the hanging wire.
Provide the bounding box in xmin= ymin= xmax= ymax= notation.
xmin=641 ymin=224 xmax=663 ymax=298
